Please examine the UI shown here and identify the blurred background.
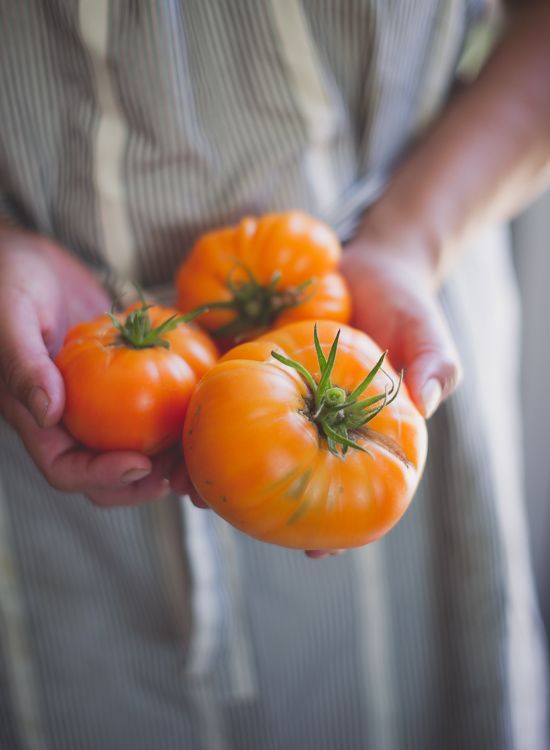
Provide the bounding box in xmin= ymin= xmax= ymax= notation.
xmin=462 ymin=9 xmax=550 ymax=660
xmin=513 ymin=194 xmax=550 ymax=647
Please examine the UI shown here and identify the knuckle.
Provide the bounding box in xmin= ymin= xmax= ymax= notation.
xmin=1 ymin=356 xmax=28 ymax=399
xmin=42 ymin=469 xmax=71 ymax=493
xmin=41 ymin=461 xmax=77 ymax=494
xmin=85 ymin=492 xmax=111 ymax=508
xmin=0 ymin=352 xmax=50 ymax=406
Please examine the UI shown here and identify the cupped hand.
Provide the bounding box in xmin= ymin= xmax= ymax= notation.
xmin=297 ymin=228 xmax=463 ymax=560
xmin=340 ymin=228 xmax=462 ymax=419
xmin=0 ymin=225 xmax=190 ymax=505
xmin=174 ymin=218 xmax=463 ymax=561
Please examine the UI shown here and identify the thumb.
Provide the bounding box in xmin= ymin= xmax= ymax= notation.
xmin=400 ymin=301 xmax=462 ymax=419
xmin=0 ymin=294 xmax=65 ymax=427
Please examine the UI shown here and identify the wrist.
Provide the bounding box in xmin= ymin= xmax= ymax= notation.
xmin=349 ymin=196 xmax=446 ymax=290
xmin=0 ymin=222 xmax=79 ymax=274
xmin=0 ymin=221 xmax=56 ymax=258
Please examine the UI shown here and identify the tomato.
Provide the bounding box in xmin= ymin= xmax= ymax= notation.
xmin=56 ymin=301 xmax=218 ymax=455
xmin=176 ymin=212 xmax=351 ymax=347
xmin=183 ymin=320 xmax=427 ymax=549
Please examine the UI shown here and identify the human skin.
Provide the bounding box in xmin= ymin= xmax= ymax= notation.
xmin=341 ymin=0 xmax=550 ymax=419
xmin=0 ymin=225 xmax=197 ymax=507
xmin=307 ymin=0 xmax=550 ymax=557
xmin=0 ymin=1 xmax=549 ymax=555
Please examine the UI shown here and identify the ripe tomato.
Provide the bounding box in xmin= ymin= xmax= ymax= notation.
xmin=183 ymin=320 xmax=427 ymax=549
xmin=56 ymin=301 xmax=218 ymax=455
xmin=176 ymin=212 xmax=351 ymax=347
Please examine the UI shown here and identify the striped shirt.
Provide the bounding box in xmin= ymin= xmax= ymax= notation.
xmin=0 ymin=2 xmax=547 ymax=749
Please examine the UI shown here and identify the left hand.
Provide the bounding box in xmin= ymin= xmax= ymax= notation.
xmin=340 ymin=225 xmax=462 ymax=419
xmin=173 ymin=219 xmax=462 ymax=560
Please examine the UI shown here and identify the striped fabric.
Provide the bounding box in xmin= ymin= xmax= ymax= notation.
xmin=0 ymin=1 xmax=547 ymax=749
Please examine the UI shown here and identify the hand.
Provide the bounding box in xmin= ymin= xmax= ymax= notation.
xmin=175 ymin=218 xmax=461 ymax=561
xmin=174 ymin=216 xmax=460 ymax=561
xmin=340 ymin=223 xmax=462 ymax=419
xmin=0 ymin=225 xmax=189 ymax=505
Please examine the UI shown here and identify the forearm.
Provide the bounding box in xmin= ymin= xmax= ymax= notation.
xmin=0 ymin=216 xmax=65 ymax=271
xmin=361 ymin=0 xmax=550 ymax=281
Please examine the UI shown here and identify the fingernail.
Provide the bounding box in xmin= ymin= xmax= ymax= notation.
xmin=29 ymin=387 xmax=50 ymax=426
xmin=120 ymin=468 xmax=151 ymax=484
xmin=421 ymin=379 xmax=442 ymax=419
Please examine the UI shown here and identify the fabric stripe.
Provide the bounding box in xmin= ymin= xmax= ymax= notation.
xmin=78 ymin=0 xmax=136 ymax=279
xmin=182 ymin=501 xmax=224 ymax=678
xmin=0 ymin=477 xmax=43 ymax=750
xmin=352 ymin=542 xmax=397 ymax=749
xmin=0 ymin=2 xmax=547 ymax=748
xmin=0 ymin=421 xmax=201 ymax=749
xmin=414 ymin=0 xmax=467 ymax=129
xmin=210 ymin=516 xmax=257 ymax=704
xmin=48 ymin=1 xmax=104 ymax=268
xmin=0 ymin=3 xmax=54 ymax=231
xmin=269 ymin=0 xmax=339 ymax=215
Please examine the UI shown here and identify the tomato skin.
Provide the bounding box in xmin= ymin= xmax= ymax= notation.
xmin=56 ymin=305 xmax=218 ymax=455
xmin=176 ymin=212 xmax=351 ymax=341
xmin=183 ymin=320 xmax=427 ymax=549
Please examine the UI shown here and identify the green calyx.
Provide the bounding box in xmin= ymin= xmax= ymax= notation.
xmin=109 ymin=290 xmax=207 ymax=350
xmin=205 ymin=263 xmax=314 ymax=341
xmin=271 ymin=324 xmax=402 ymax=457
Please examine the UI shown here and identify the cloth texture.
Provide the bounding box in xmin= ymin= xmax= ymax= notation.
xmin=0 ymin=1 xmax=547 ymax=748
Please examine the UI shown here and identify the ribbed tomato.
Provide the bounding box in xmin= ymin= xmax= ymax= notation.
xmin=183 ymin=320 xmax=427 ymax=549
xmin=176 ymin=212 xmax=351 ymax=347
xmin=56 ymin=301 xmax=218 ymax=455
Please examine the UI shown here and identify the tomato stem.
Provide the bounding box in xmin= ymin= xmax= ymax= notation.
xmin=271 ymin=324 xmax=401 ymax=456
xmin=110 ymin=296 xmax=209 ymax=349
xmin=192 ymin=263 xmax=316 ymax=342
xmin=268 ymin=350 xmax=317 ymax=394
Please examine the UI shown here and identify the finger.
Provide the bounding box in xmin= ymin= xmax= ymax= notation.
xmin=188 ymin=491 xmax=210 ymax=509
xmin=152 ymin=446 xmax=183 ymax=480
xmin=147 ymin=446 xmax=209 ymax=508
xmin=399 ymin=303 xmax=462 ymax=418
xmin=50 ymin=448 xmax=154 ymax=494
xmin=169 ymin=462 xmax=209 ymax=508
xmin=1 ymin=390 xmax=152 ymax=493
xmin=87 ymin=472 xmax=172 ymax=507
xmin=169 ymin=461 xmax=192 ymax=495
xmin=0 ymin=292 xmax=65 ymax=427
xmin=305 ymin=549 xmax=345 ymax=559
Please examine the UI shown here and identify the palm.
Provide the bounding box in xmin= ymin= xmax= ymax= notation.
xmin=0 ymin=231 xmax=182 ymax=505
xmin=340 ymin=244 xmax=461 ymax=417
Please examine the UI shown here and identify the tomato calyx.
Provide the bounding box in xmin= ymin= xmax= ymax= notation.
xmin=201 ymin=264 xmax=315 ymax=341
xmin=271 ymin=324 xmax=402 ymax=457
xmin=108 ymin=294 xmax=208 ymax=350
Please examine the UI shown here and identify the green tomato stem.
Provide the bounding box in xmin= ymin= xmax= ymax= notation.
xmin=271 ymin=324 xmax=401 ymax=457
xmin=190 ymin=262 xmax=316 ymax=341
xmin=110 ymin=294 xmax=209 ymax=350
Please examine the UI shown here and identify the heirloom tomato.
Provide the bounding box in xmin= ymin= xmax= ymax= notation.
xmin=176 ymin=212 xmax=351 ymax=347
xmin=183 ymin=320 xmax=427 ymax=549
xmin=56 ymin=299 xmax=217 ymax=455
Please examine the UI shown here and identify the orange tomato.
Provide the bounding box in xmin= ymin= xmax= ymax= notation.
xmin=56 ymin=301 xmax=218 ymax=455
xmin=176 ymin=212 xmax=351 ymax=347
xmin=183 ymin=320 xmax=427 ymax=549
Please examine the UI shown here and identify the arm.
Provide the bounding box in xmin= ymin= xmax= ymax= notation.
xmin=342 ymin=0 xmax=550 ymax=415
xmin=371 ymin=0 xmax=550 ymax=278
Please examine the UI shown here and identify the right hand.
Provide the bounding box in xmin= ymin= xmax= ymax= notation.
xmin=0 ymin=224 xmax=189 ymax=505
